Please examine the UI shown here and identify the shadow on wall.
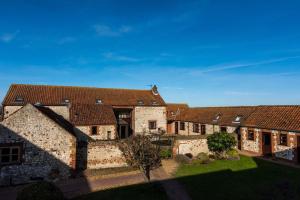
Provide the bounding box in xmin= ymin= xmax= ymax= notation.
xmin=74 ymin=156 xmax=300 ymax=200
xmin=0 ymin=125 xmax=91 ymax=194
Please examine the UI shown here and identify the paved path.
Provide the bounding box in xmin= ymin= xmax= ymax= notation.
xmin=151 ymin=165 xmax=191 ymax=200
xmin=0 ymin=172 xmax=145 ymax=200
xmin=0 ymin=160 xmax=190 ymax=200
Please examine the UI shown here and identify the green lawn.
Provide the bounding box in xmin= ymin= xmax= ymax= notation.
xmin=73 ymin=183 xmax=168 ymax=200
xmin=176 ymin=155 xmax=300 ymax=200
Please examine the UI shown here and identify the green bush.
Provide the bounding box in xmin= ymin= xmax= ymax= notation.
xmin=175 ymin=154 xmax=192 ymax=164
xmin=226 ymin=149 xmax=240 ymax=160
xmin=17 ymin=181 xmax=65 ymax=200
xmin=207 ymin=132 xmax=237 ymax=159
xmin=160 ymin=149 xmax=172 ymax=159
xmin=195 ymin=152 xmax=210 ymax=164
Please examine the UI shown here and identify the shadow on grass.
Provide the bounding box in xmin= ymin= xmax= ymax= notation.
xmin=73 ymin=182 xmax=168 ymax=200
xmin=74 ymin=156 xmax=300 ymax=200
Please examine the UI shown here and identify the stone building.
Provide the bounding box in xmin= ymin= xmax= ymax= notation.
xmin=240 ymin=106 xmax=300 ymax=163
xmin=167 ymin=104 xmax=300 ymax=164
xmin=0 ymin=84 xmax=166 ymax=186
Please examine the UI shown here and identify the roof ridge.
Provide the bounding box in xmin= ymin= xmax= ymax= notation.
xmin=11 ymin=83 xmax=152 ymax=92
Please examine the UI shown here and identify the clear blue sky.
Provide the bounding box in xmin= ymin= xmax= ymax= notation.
xmin=1 ymin=0 xmax=300 ymax=106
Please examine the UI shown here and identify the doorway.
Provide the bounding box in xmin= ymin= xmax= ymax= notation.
xmin=297 ymin=136 xmax=300 ymax=164
xmin=175 ymin=122 xmax=179 ymax=134
xmin=262 ymin=132 xmax=272 ymax=156
xmin=119 ymin=125 xmax=129 ymax=139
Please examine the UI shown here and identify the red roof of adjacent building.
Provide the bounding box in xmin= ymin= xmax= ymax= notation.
xmin=70 ymin=104 xmax=117 ymax=126
xmin=243 ymin=105 xmax=300 ymax=132
xmin=3 ymin=84 xmax=166 ymax=107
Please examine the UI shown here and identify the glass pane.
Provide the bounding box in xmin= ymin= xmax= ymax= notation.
xmin=1 ymin=156 xmax=10 ymax=163
xmin=11 ymin=155 xmax=19 ymax=162
xmin=12 ymin=148 xmax=19 ymax=154
xmin=1 ymin=148 xmax=10 ymax=155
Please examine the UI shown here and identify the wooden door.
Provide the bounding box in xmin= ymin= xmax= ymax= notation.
xmin=175 ymin=122 xmax=179 ymax=134
xmin=262 ymin=132 xmax=272 ymax=156
xmin=297 ymin=136 xmax=300 ymax=164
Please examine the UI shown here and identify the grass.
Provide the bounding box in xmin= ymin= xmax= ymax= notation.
xmin=73 ymin=183 xmax=168 ymax=200
xmin=176 ymin=155 xmax=300 ymax=200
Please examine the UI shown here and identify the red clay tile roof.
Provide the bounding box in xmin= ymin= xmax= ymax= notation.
xmin=166 ymin=103 xmax=189 ymax=120
xmin=181 ymin=106 xmax=257 ymax=126
xmin=243 ymin=106 xmax=300 ymax=132
xmin=70 ymin=104 xmax=117 ymax=126
xmin=3 ymin=84 xmax=166 ymax=107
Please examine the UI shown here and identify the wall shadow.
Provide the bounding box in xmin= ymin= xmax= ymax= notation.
xmin=0 ymin=122 xmax=91 ymax=199
xmin=73 ymin=155 xmax=300 ymax=200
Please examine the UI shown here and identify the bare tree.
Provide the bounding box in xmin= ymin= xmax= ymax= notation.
xmin=119 ymin=135 xmax=161 ymax=181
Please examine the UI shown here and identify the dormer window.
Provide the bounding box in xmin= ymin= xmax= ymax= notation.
xmin=214 ymin=114 xmax=221 ymax=121
xmin=233 ymin=116 xmax=242 ymax=123
xmin=96 ymin=99 xmax=103 ymax=104
xmin=137 ymin=100 xmax=144 ymax=105
xmin=14 ymin=96 xmax=24 ymax=103
xmin=171 ymin=111 xmax=175 ymax=116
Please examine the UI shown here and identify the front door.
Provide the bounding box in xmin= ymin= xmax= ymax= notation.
xmin=175 ymin=122 xmax=179 ymax=134
xmin=262 ymin=132 xmax=272 ymax=156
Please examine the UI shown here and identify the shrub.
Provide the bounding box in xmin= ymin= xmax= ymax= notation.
xmin=226 ymin=149 xmax=240 ymax=160
xmin=195 ymin=152 xmax=210 ymax=164
xmin=175 ymin=154 xmax=192 ymax=164
xmin=185 ymin=153 xmax=193 ymax=159
xmin=207 ymin=132 xmax=237 ymax=159
xmin=17 ymin=181 xmax=65 ymax=200
xmin=160 ymin=149 xmax=172 ymax=159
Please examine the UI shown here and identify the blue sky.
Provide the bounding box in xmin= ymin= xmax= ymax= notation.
xmin=1 ymin=0 xmax=300 ymax=106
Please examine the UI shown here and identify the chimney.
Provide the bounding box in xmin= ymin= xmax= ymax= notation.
xmin=152 ymin=85 xmax=159 ymax=95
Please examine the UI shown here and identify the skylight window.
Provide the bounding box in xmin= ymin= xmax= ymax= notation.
xmin=151 ymin=100 xmax=158 ymax=105
xmin=137 ymin=100 xmax=144 ymax=105
xmin=63 ymin=99 xmax=70 ymax=104
xmin=96 ymin=99 xmax=103 ymax=104
xmin=14 ymin=96 xmax=24 ymax=103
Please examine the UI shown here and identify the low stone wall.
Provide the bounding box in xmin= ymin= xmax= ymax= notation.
xmin=173 ymin=138 xmax=209 ymax=157
xmin=85 ymin=141 xmax=127 ymax=169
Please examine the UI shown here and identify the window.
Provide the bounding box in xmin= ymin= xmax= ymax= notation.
xmin=220 ymin=127 xmax=227 ymax=132
xmin=151 ymin=100 xmax=158 ymax=105
xmin=201 ymin=125 xmax=206 ymax=135
xmin=96 ymin=99 xmax=103 ymax=104
xmin=180 ymin=122 xmax=185 ymax=130
xmin=107 ymin=131 xmax=111 ymax=140
xmin=248 ymin=130 xmax=254 ymax=140
xmin=279 ymin=133 xmax=287 ymax=146
xmin=119 ymin=113 xmax=130 ymax=119
xmin=171 ymin=111 xmax=175 ymax=116
xmin=91 ymin=126 xmax=98 ymax=135
xmin=234 ymin=116 xmax=242 ymax=123
xmin=14 ymin=96 xmax=24 ymax=103
xmin=137 ymin=100 xmax=144 ymax=105
xmin=0 ymin=145 xmax=21 ymax=165
xmin=193 ymin=123 xmax=200 ymax=133
xmin=63 ymin=99 xmax=70 ymax=104
xmin=149 ymin=121 xmax=157 ymax=130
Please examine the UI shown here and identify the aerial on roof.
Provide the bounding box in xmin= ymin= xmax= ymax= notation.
xmin=243 ymin=105 xmax=300 ymax=132
xmin=166 ymin=103 xmax=189 ymax=121
xmin=3 ymin=84 xmax=166 ymax=107
xmin=70 ymin=104 xmax=117 ymax=126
